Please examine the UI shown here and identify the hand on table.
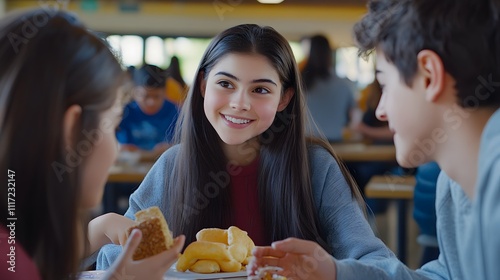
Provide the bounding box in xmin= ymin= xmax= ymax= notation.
xmin=104 ymin=229 xmax=185 ymax=280
xmin=247 ymin=238 xmax=336 ymax=280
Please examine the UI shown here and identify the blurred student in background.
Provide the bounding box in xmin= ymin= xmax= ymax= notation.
xmin=355 ymin=79 xmax=394 ymax=143
xmin=117 ymin=64 xmax=178 ymax=156
xmin=0 ymin=9 xmax=184 ymax=280
xmin=165 ymin=55 xmax=188 ymax=105
xmin=301 ymin=34 xmax=358 ymax=142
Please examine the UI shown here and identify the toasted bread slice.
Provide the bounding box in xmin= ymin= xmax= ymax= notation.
xmin=127 ymin=206 xmax=173 ymax=260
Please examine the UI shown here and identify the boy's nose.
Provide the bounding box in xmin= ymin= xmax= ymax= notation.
xmin=375 ymin=106 xmax=387 ymax=121
xmin=375 ymin=95 xmax=387 ymax=121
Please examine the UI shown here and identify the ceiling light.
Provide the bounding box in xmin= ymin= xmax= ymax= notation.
xmin=257 ymin=0 xmax=285 ymax=4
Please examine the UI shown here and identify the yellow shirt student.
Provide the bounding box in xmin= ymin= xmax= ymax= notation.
xmin=165 ymin=77 xmax=187 ymax=106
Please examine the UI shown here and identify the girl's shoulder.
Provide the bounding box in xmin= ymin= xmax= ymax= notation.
xmin=154 ymin=144 xmax=181 ymax=168
xmin=307 ymin=143 xmax=342 ymax=171
xmin=307 ymin=143 xmax=335 ymax=161
xmin=307 ymin=143 xmax=354 ymax=202
xmin=160 ymin=143 xmax=181 ymax=158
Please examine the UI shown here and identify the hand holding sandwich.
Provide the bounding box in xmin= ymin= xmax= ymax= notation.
xmin=89 ymin=207 xmax=185 ymax=280
xmin=104 ymin=230 xmax=185 ymax=280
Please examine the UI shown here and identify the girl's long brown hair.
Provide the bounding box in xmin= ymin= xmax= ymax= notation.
xmin=0 ymin=9 xmax=126 ymax=280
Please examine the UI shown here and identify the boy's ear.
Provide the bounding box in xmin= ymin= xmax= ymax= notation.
xmin=277 ymin=88 xmax=294 ymax=112
xmin=63 ymin=104 xmax=82 ymax=149
xmin=199 ymin=71 xmax=207 ymax=98
xmin=417 ymin=50 xmax=445 ymax=102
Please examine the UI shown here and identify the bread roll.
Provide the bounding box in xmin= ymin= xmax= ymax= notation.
xmin=177 ymin=226 xmax=256 ymax=273
xmin=189 ymin=260 xmax=221 ymax=273
xmin=196 ymin=228 xmax=228 ymax=244
xmin=228 ymin=226 xmax=255 ymax=256
xmin=176 ymin=241 xmax=233 ymax=272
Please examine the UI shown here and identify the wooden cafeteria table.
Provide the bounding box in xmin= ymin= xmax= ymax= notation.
xmin=365 ymin=175 xmax=415 ymax=199
xmin=107 ymin=162 xmax=152 ymax=183
xmin=365 ymin=175 xmax=416 ymax=264
xmin=331 ymin=142 xmax=396 ymax=162
xmin=104 ymin=163 xmax=153 ymax=213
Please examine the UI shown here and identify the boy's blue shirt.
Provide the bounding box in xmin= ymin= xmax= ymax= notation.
xmin=462 ymin=108 xmax=500 ymax=280
xmin=116 ymin=100 xmax=178 ymax=150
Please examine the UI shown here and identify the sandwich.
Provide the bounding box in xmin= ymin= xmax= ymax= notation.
xmin=127 ymin=206 xmax=173 ymax=260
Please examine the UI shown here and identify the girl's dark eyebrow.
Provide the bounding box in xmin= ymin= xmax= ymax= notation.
xmin=252 ymin=78 xmax=277 ymax=87
xmin=215 ymin=71 xmax=278 ymax=87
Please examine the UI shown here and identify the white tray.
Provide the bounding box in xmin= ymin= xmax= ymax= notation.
xmin=78 ymin=268 xmax=247 ymax=279
xmin=166 ymin=269 xmax=247 ymax=279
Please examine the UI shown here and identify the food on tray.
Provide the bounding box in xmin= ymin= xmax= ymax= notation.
xmin=127 ymin=206 xmax=173 ymax=260
xmin=228 ymin=226 xmax=255 ymax=261
xmin=249 ymin=266 xmax=287 ymax=280
xmin=196 ymin=228 xmax=228 ymax=244
xmin=176 ymin=241 xmax=234 ymax=272
xmin=189 ymin=260 xmax=221 ymax=273
xmin=228 ymin=243 xmax=247 ymax=263
xmin=176 ymin=226 xmax=255 ymax=273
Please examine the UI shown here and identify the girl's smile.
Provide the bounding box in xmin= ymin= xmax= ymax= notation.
xmin=221 ymin=113 xmax=254 ymax=127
